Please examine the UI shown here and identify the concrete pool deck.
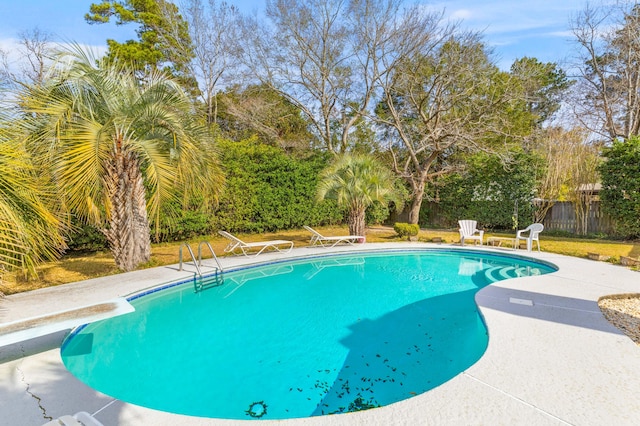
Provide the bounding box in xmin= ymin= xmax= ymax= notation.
xmin=0 ymin=243 xmax=639 ymax=425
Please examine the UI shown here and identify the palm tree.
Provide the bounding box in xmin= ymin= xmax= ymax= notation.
xmin=0 ymin=118 xmax=66 ymax=278
xmin=19 ymin=48 xmax=224 ymax=271
xmin=317 ymin=153 xmax=399 ymax=236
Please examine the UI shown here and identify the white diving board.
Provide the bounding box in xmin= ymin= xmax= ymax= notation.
xmin=0 ymin=298 xmax=134 ymax=347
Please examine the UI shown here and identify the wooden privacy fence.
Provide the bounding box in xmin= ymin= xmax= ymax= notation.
xmin=416 ymin=201 xmax=616 ymax=235
xmin=541 ymin=201 xmax=616 ymax=235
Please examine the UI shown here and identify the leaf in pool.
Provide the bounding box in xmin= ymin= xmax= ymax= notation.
xmin=245 ymin=401 xmax=268 ymax=418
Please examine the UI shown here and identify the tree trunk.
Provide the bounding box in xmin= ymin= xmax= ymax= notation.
xmin=103 ymin=151 xmax=151 ymax=271
xmin=348 ymin=207 xmax=366 ymax=237
xmin=407 ymin=182 xmax=426 ymax=225
xmin=534 ymin=200 xmax=554 ymax=223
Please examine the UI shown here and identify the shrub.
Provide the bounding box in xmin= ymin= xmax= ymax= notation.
xmin=599 ymin=137 xmax=640 ymax=239
xmin=213 ymin=139 xmax=343 ymax=233
xmin=151 ymin=196 xmax=216 ymax=242
xmin=365 ymin=201 xmax=390 ymax=225
xmin=66 ymin=223 xmax=108 ymax=252
xmin=394 ymin=222 xmax=420 ymax=240
xmin=434 ymin=151 xmax=538 ymax=230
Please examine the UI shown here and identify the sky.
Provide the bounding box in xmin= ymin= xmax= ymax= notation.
xmin=0 ymin=0 xmax=589 ymax=71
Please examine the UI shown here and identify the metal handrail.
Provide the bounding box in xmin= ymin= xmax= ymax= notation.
xmin=179 ymin=243 xmax=202 ymax=276
xmin=180 ymin=242 xmax=224 ymax=293
xmin=197 ymin=241 xmax=224 ymax=273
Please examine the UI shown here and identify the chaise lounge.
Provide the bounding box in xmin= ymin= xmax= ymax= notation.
xmin=218 ymin=231 xmax=294 ymax=257
xmin=303 ymin=226 xmax=363 ymax=248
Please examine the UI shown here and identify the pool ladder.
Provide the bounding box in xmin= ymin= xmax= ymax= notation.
xmin=179 ymin=241 xmax=224 ymax=291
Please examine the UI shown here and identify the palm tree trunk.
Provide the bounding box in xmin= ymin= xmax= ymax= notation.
xmin=103 ymin=151 xmax=151 ymax=271
xmin=348 ymin=207 xmax=366 ymax=237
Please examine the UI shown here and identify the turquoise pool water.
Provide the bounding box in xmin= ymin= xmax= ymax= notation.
xmin=61 ymin=250 xmax=555 ymax=420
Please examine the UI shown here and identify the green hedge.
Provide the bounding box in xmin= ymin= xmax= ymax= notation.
xmin=71 ymin=140 xmax=345 ymax=249
xmin=432 ymin=151 xmax=538 ymax=230
xmin=599 ymin=137 xmax=640 ymax=238
xmin=212 ymin=139 xmax=343 ymax=233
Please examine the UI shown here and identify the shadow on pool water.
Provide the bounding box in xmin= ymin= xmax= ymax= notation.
xmin=310 ymin=288 xmax=486 ymax=416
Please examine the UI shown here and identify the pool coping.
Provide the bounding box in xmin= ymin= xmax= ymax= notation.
xmin=1 ymin=242 xmax=639 ymax=425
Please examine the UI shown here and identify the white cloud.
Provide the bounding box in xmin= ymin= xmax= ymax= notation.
xmin=450 ymin=9 xmax=473 ymax=20
xmin=424 ymin=0 xmax=586 ymax=35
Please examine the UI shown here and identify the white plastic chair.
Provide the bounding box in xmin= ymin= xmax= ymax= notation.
xmin=516 ymin=223 xmax=544 ymax=252
xmin=458 ymin=220 xmax=484 ymax=246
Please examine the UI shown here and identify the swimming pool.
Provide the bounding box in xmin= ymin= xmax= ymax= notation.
xmin=61 ymin=249 xmax=555 ymax=420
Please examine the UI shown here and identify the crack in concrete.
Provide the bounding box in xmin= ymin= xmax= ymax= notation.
xmin=16 ymin=345 xmax=52 ymax=421
xmin=462 ymin=372 xmax=573 ymax=425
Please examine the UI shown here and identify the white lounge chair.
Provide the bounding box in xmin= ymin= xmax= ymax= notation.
xmin=303 ymin=225 xmax=363 ymax=248
xmin=459 ymin=220 xmax=484 ymax=246
xmin=218 ymin=231 xmax=294 ymax=256
xmin=43 ymin=412 xmax=104 ymax=426
xmin=515 ymin=223 xmax=544 ymax=252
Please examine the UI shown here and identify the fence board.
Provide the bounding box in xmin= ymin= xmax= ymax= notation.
xmin=417 ymin=201 xmax=616 ymax=235
xmin=542 ymin=201 xmax=615 ymax=235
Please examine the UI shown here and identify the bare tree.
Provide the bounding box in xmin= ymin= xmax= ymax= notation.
xmin=237 ymin=0 xmax=436 ymax=154
xmin=181 ymin=0 xmax=241 ymax=125
xmin=566 ymin=142 xmax=601 ymax=235
xmin=0 ymin=28 xmax=53 ymax=91
xmin=531 ymin=127 xmax=588 ymax=223
xmin=238 ymin=0 xmax=352 ymax=153
xmin=376 ymin=32 xmax=519 ymax=224
xmin=570 ymin=1 xmax=640 ymax=141
xmin=217 ymin=84 xmax=317 ymax=150
xmin=530 ymin=125 xmax=601 ymax=234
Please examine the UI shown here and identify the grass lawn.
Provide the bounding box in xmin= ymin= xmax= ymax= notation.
xmin=0 ymin=225 xmax=638 ymax=295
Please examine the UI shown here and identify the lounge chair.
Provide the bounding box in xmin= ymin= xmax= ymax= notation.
xmin=218 ymin=231 xmax=294 ymax=256
xmin=303 ymin=226 xmax=363 ymax=248
xmin=458 ymin=220 xmax=484 ymax=246
xmin=43 ymin=412 xmax=104 ymax=426
xmin=515 ymin=223 xmax=544 ymax=252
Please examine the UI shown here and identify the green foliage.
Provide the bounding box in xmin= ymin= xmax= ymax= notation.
xmin=393 ymin=223 xmax=419 ymax=239
xmin=317 ymin=153 xmax=402 ymax=209
xmin=0 ymin=129 xmax=67 ymax=275
xmin=317 ymin=153 xmax=401 ymax=235
xmin=150 ymin=196 xmax=216 ymax=242
xmin=86 ymin=0 xmax=196 ymax=92
xmin=434 ymin=151 xmax=539 ymax=229
xmin=599 ymin=137 xmax=640 ymax=238
xmin=213 ymin=139 xmax=342 ymax=233
xmin=67 ymin=223 xmax=108 ymax=251
xmin=216 ymin=84 xmax=317 ymax=150
xmin=510 ymin=57 xmax=573 ymax=125
xmin=19 ymin=47 xmax=223 ymax=271
xmin=365 ymin=201 xmax=389 ymax=226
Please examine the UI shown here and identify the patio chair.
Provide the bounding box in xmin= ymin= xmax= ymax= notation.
xmin=43 ymin=412 xmax=104 ymax=426
xmin=303 ymin=225 xmax=364 ymax=248
xmin=218 ymin=231 xmax=294 ymax=257
xmin=515 ymin=223 xmax=544 ymax=252
xmin=458 ymin=220 xmax=484 ymax=246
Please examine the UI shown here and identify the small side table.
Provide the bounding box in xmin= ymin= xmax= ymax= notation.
xmin=487 ymin=237 xmax=517 ymax=249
